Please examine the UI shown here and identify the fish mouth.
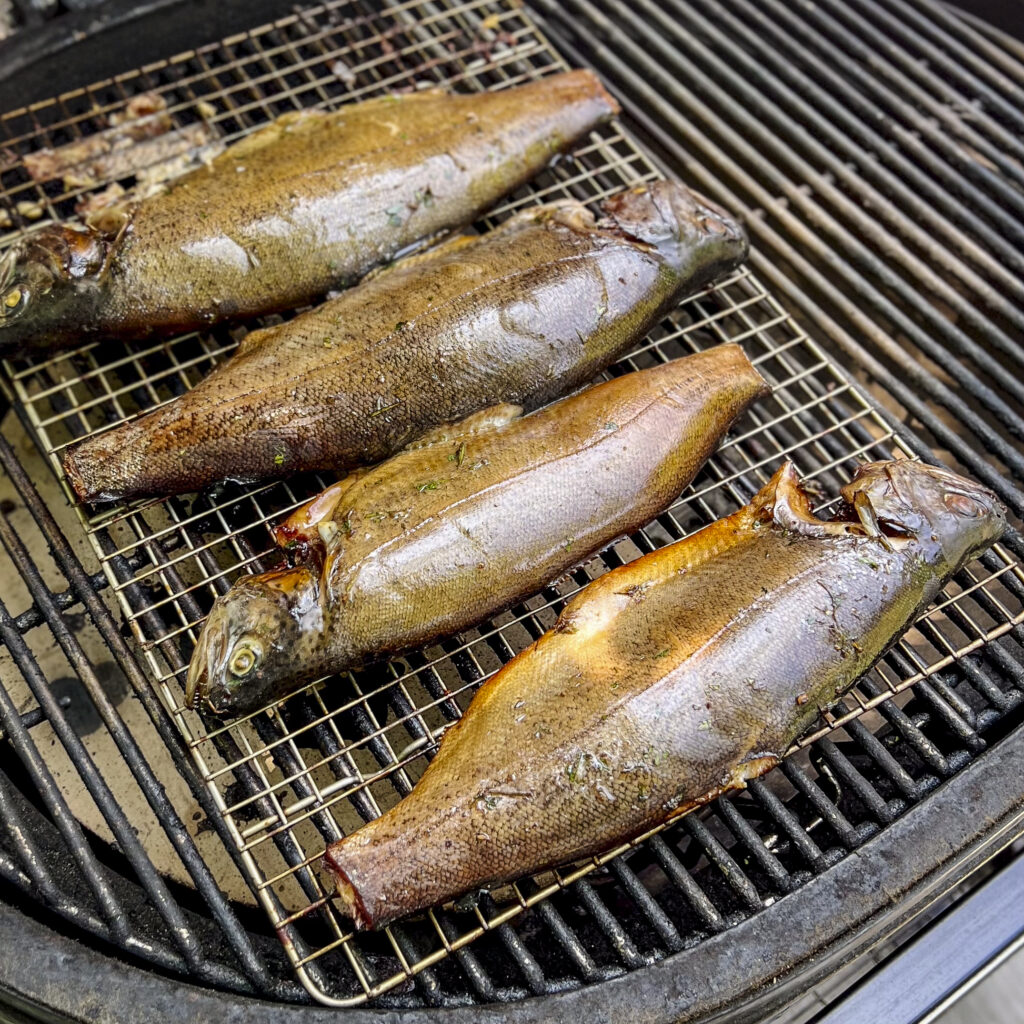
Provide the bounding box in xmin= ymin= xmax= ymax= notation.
xmin=0 ymin=247 xmax=17 ymax=294
xmin=186 ymin=617 xmax=226 ymax=711
xmin=837 ymin=460 xmax=1006 ymax=546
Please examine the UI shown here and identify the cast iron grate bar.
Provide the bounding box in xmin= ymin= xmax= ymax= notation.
xmin=533 ymin=0 xmax=1024 ymax=516
xmin=0 ymin=0 xmax=1021 ymax=1009
xmin=0 ymin=430 xmax=299 ymax=998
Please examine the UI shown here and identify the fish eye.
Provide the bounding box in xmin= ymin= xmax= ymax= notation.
xmin=944 ymin=493 xmax=984 ymax=519
xmin=0 ymin=286 xmax=27 ymax=319
xmin=229 ymin=638 xmax=264 ymax=678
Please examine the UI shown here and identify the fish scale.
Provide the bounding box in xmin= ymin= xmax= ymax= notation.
xmin=323 ymin=458 xmax=1006 ymax=930
xmin=185 ymin=342 xmax=767 ymax=715
xmin=63 ymin=179 xmax=749 ymax=502
xmin=0 ymin=71 xmax=618 ymax=353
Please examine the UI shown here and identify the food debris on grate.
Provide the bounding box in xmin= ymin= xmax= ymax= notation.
xmin=1 ymin=0 xmax=1022 ymax=1007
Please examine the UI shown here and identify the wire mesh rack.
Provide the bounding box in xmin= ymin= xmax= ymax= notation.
xmin=1 ymin=0 xmax=1022 ymax=1008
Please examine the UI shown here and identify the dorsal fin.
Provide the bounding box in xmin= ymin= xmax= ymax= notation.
xmin=552 ymin=462 xmax=862 ymax=640
xmin=402 ymin=403 xmax=523 ymax=451
xmin=361 ymin=233 xmax=477 ymax=285
xmin=215 ymin=109 xmax=329 ymax=164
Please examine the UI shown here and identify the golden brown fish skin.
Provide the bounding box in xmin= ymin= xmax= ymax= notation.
xmin=62 ymin=180 xmax=748 ymax=502
xmin=323 ymin=459 xmax=1005 ymax=930
xmin=185 ymin=344 xmax=769 ymax=714
xmin=0 ymin=71 xmax=618 ymax=353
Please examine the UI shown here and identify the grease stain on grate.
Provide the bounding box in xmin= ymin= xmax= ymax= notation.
xmin=1 ymin=0 xmax=1022 ymax=1007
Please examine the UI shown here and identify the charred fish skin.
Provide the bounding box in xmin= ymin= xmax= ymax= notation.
xmin=185 ymin=344 xmax=769 ymax=715
xmin=323 ymin=459 xmax=1005 ymax=930
xmin=62 ymin=180 xmax=748 ymax=502
xmin=0 ymin=71 xmax=618 ymax=354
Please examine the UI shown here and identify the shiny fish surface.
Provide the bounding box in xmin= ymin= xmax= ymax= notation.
xmin=0 ymin=71 xmax=617 ymax=353
xmin=62 ymin=179 xmax=748 ymax=502
xmin=185 ymin=344 xmax=768 ymax=715
xmin=323 ymin=459 xmax=1005 ymax=930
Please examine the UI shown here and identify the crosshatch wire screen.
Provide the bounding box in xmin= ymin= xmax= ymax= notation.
xmin=1 ymin=0 xmax=1022 ymax=1007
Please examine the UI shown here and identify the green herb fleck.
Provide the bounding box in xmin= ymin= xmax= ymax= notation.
xmin=417 ymin=480 xmax=441 ymax=493
xmin=385 ymin=204 xmax=405 ymax=227
xmin=273 ymin=448 xmax=286 ymax=466
xmin=394 ymin=320 xmax=407 ymax=332
xmin=340 ymin=510 xmax=354 ymax=536
xmin=563 ymin=538 xmax=574 ymax=552
xmin=698 ymin=719 xmax=712 ymax=732
xmin=323 ymin=339 xmax=334 ymax=348
xmin=484 ymin=795 xmax=497 ymax=810
xmin=448 ymin=441 xmax=467 ymax=467
xmin=566 ymin=753 xmax=587 ymax=784
xmin=595 ymin=303 xmax=607 ymax=318
xmin=604 ymin=421 xmax=619 ymax=432
xmin=654 ymin=648 xmax=671 ymax=659
xmin=367 ymin=511 xmax=388 ymax=522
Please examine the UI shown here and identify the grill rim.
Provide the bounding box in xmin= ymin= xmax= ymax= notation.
xmin=2 ymin=717 xmax=1023 ymax=1024
xmin=0 ymin=0 xmax=1019 ymax=1011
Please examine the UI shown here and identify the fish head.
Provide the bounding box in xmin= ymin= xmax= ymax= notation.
xmin=840 ymin=460 xmax=1006 ymax=572
xmin=185 ymin=566 xmax=324 ymax=715
xmin=600 ymin=180 xmax=748 ymax=275
xmin=0 ymin=225 xmax=108 ymax=352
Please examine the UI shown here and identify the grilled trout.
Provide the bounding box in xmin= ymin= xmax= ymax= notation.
xmin=0 ymin=71 xmax=617 ymax=353
xmin=323 ymin=459 xmax=1005 ymax=930
xmin=62 ymin=179 xmax=748 ymax=502
xmin=184 ymin=344 xmax=768 ymax=715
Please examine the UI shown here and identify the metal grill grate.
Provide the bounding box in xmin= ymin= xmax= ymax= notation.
xmin=0 ymin=0 xmax=1023 ymax=1009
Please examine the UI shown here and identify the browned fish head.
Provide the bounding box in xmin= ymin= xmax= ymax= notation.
xmin=185 ymin=566 xmax=325 ymax=714
xmin=0 ymin=224 xmax=111 ymax=351
xmin=839 ymin=459 xmax=1006 ymax=571
xmin=600 ymin=179 xmax=748 ymax=277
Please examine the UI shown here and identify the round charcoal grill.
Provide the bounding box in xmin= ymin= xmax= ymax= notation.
xmin=0 ymin=1 xmax=1023 ymax=1021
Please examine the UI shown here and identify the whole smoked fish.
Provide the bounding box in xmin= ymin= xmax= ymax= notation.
xmin=185 ymin=345 xmax=768 ymax=715
xmin=63 ymin=180 xmax=748 ymax=502
xmin=0 ymin=71 xmax=617 ymax=353
xmin=324 ymin=459 xmax=1005 ymax=930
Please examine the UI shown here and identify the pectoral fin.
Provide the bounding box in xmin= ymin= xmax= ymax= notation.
xmin=273 ymin=474 xmax=364 ymax=554
xmin=753 ymin=462 xmax=866 ymax=540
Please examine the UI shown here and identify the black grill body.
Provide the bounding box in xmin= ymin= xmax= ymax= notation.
xmin=0 ymin=2 xmax=1022 ymax=1022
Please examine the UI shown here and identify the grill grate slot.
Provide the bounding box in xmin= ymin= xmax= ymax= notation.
xmin=0 ymin=0 xmax=1022 ymax=1009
